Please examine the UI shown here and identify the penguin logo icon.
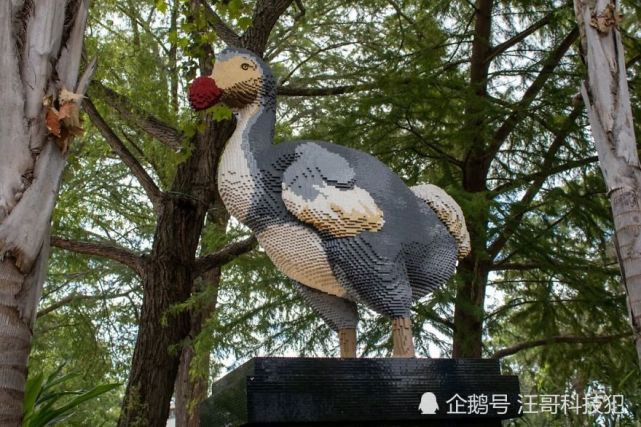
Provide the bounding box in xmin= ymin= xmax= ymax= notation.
xmin=418 ymin=392 xmax=439 ymax=414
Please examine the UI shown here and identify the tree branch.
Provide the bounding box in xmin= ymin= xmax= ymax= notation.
xmin=279 ymin=42 xmax=355 ymax=85
xmin=492 ymin=155 xmax=597 ymax=195
xmin=489 ymin=262 xmax=545 ymax=271
xmin=413 ymin=306 xmax=455 ymax=329
xmin=51 ymin=236 xmax=145 ymax=276
xmin=385 ymin=0 xmax=417 ymax=28
xmin=486 ymin=27 xmax=579 ymax=163
xmin=491 ymin=332 xmax=632 ymax=359
xmin=486 ymin=8 xmax=562 ymax=63
xmin=292 ymin=0 xmax=305 ymax=20
xmin=241 ymin=0 xmax=295 ymax=55
xmin=489 ymin=261 xmax=618 ymax=275
xmin=90 ymin=81 xmax=182 ymax=150
xmin=488 ymin=102 xmax=583 ymax=258
xmin=486 ymin=296 xmax=622 ymax=322
xmin=37 ymin=290 xmax=134 ymax=318
xmin=277 ymin=83 xmax=371 ymax=97
xmin=277 ymin=72 xmax=431 ymax=97
xmin=84 ymin=97 xmax=164 ymax=212
xmin=194 ymin=236 xmax=257 ymax=277
xmin=397 ymin=116 xmax=464 ymax=167
xmin=627 ymin=53 xmax=641 ymax=69
xmin=197 ymin=0 xmax=241 ymax=47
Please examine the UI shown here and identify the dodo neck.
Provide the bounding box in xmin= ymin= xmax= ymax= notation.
xmin=233 ymin=102 xmax=276 ymax=155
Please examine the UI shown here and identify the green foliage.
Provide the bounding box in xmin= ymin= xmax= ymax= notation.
xmin=22 ymin=365 xmax=120 ymax=427
xmin=34 ymin=0 xmax=641 ymax=424
xmin=207 ymin=104 xmax=233 ymax=122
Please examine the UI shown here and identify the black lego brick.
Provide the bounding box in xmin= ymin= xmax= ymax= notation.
xmin=199 ymin=357 xmax=520 ymax=426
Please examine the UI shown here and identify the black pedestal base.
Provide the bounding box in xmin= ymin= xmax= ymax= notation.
xmin=199 ymin=357 xmax=521 ymax=426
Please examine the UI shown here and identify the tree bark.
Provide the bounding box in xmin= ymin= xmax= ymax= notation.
xmin=174 ymin=267 xmax=221 ymax=427
xmin=453 ymin=259 xmax=490 ymax=358
xmin=117 ymin=119 xmax=234 ymax=427
xmin=574 ymin=0 xmax=641 ymax=366
xmin=175 ymin=198 xmax=228 ymax=427
xmin=0 ymin=0 xmax=92 ymax=424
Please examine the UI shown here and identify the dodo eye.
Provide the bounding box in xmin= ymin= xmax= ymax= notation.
xmin=241 ymin=63 xmax=252 ymax=70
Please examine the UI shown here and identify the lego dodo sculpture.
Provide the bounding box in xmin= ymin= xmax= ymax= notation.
xmin=188 ymin=48 xmax=470 ymax=357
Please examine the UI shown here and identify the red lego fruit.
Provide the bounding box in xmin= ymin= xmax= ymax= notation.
xmin=188 ymin=76 xmax=222 ymax=110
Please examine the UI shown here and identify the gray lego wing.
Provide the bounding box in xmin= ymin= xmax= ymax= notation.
xmin=282 ymin=142 xmax=385 ymax=237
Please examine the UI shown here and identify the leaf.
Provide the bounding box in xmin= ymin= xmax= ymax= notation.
xmin=45 ymin=88 xmax=85 ymax=153
xmin=30 ymin=384 xmax=120 ymax=427
xmin=46 ymin=108 xmax=61 ymax=137
xmin=67 ymin=126 xmax=85 ymax=137
xmin=228 ymin=0 xmax=242 ymax=18
xmin=41 ymin=365 xmax=70 ymax=394
xmin=155 ymin=0 xmax=167 ymax=13
xmin=57 ymin=127 xmax=85 ymax=154
xmin=168 ymin=30 xmax=178 ymax=44
xmin=58 ymin=102 xmax=81 ymax=129
xmin=22 ymin=373 xmax=44 ymax=423
xmin=238 ymin=16 xmax=253 ymax=30
xmin=208 ymin=104 xmax=233 ymax=122
xmin=23 ymin=364 xmax=120 ymax=427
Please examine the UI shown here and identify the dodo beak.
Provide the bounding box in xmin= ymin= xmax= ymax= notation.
xmin=188 ymin=75 xmax=222 ymax=111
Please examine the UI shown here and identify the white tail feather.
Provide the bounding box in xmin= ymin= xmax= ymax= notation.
xmin=411 ymin=184 xmax=471 ymax=259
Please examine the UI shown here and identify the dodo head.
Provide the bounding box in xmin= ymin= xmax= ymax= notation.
xmin=188 ymin=48 xmax=276 ymax=111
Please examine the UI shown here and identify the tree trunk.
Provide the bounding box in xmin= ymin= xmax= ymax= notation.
xmin=453 ymin=0 xmax=494 ymax=358
xmin=174 ymin=267 xmax=221 ymax=427
xmin=117 ymin=120 xmax=234 ymax=427
xmin=117 ymin=2 xmax=293 ymax=423
xmin=453 ymin=259 xmax=489 ymax=358
xmin=174 ymin=196 xmax=229 ymax=427
xmin=0 ymin=1 xmax=92 ymax=424
xmin=574 ymin=0 xmax=641 ymax=365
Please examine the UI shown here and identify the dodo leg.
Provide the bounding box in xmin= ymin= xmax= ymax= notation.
xmin=295 ymin=282 xmax=359 ymax=357
xmin=338 ymin=328 xmax=357 ymax=358
xmin=392 ymin=317 xmax=415 ymax=357
xmin=324 ymin=240 xmax=416 ymax=357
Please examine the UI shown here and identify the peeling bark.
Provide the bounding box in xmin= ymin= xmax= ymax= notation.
xmin=575 ymin=0 xmax=641 ymax=366
xmin=0 ymin=2 xmax=30 ymax=223
xmin=0 ymin=1 xmax=91 ymax=424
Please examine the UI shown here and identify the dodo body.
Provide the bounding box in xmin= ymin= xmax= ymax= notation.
xmin=190 ymin=48 xmax=469 ymax=357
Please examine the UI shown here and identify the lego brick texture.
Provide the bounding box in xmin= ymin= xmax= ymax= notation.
xmin=208 ymin=48 xmax=471 ymax=328
xmin=199 ymin=357 xmax=520 ymax=426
